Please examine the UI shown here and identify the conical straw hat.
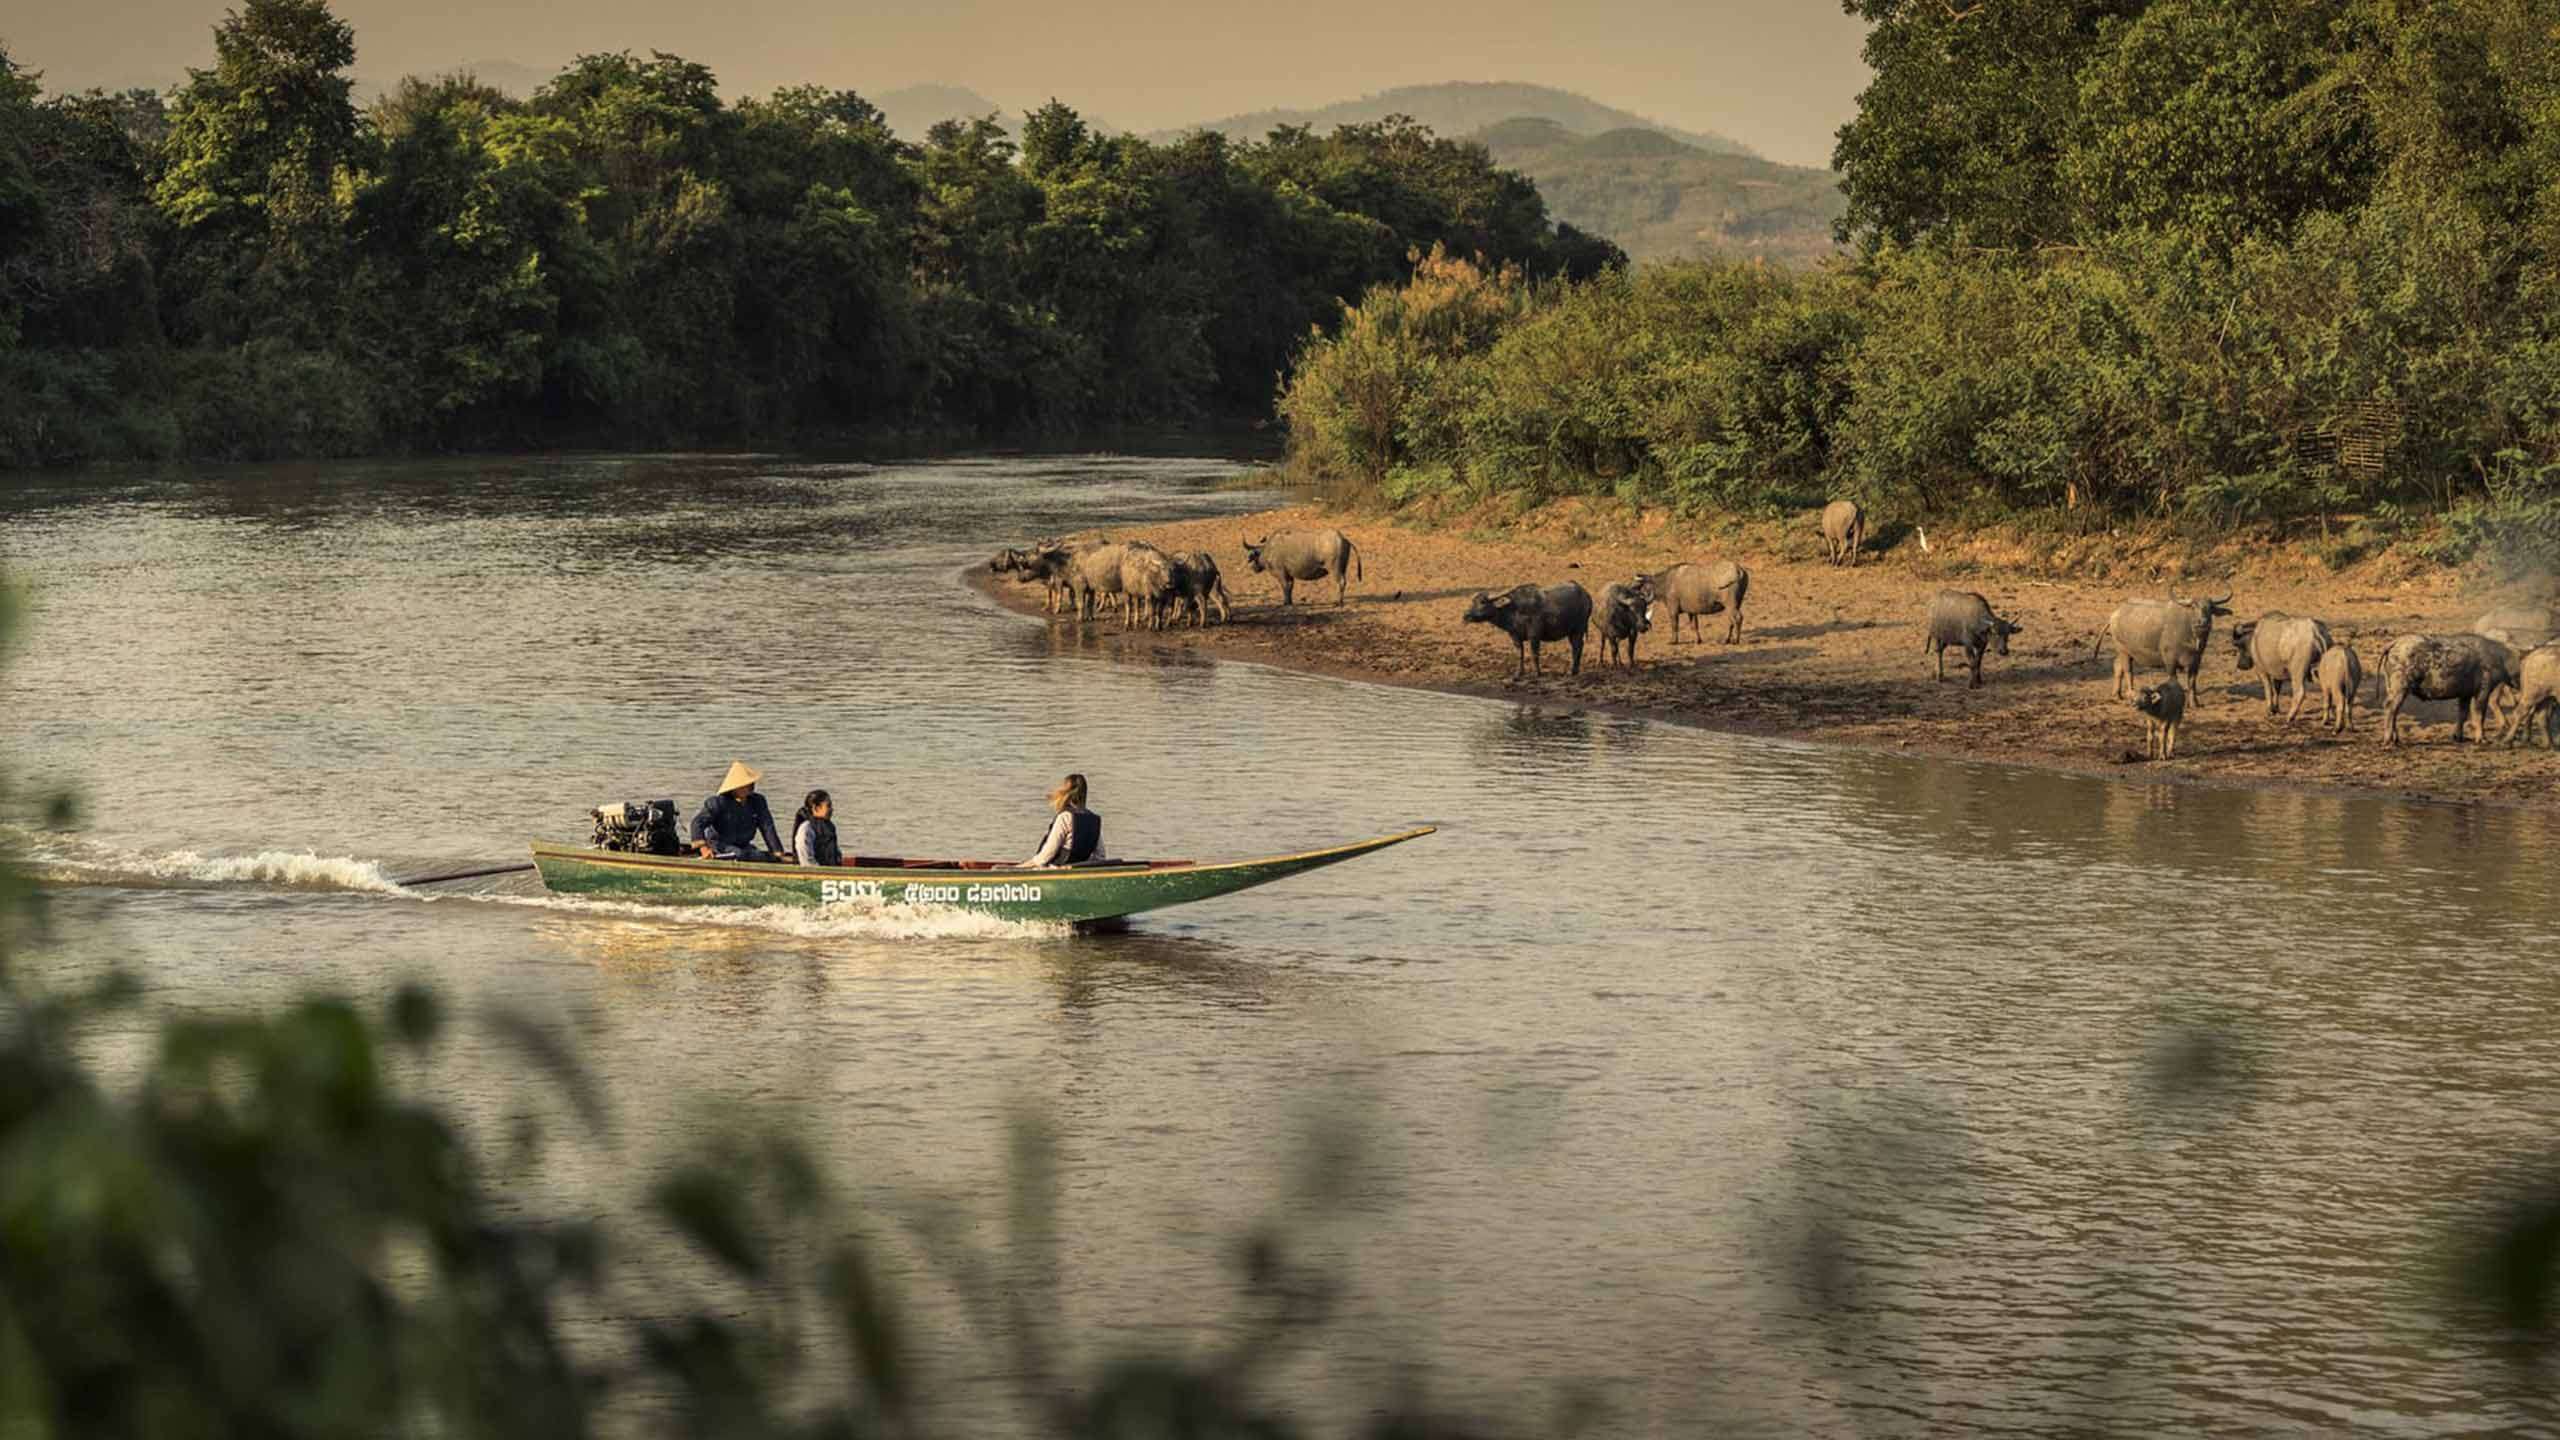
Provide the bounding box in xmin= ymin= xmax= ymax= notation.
xmin=719 ymin=760 xmax=761 ymax=794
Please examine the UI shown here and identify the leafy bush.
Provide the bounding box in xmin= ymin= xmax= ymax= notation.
xmin=1278 ymin=182 xmax=2560 ymax=552
xmin=1283 ymin=255 xmax=1862 ymax=514
xmin=2427 ymin=450 xmax=2560 ymax=575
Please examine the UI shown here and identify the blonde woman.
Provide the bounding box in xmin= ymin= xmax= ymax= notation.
xmin=1021 ymin=773 xmax=1105 ymax=867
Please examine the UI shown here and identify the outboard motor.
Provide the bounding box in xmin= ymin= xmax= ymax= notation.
xmin=590 ymin=800 xmax=680 ymax=854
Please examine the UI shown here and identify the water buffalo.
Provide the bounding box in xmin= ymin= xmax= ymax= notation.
xmin=2108 ymin=591 xmax=2233 ymax=706
xmin=2501 ymin=644 xmax=2560 ymax=749
xmin=991 ymin=545 xmax=1037 ymax=590
xmin=1463 ymin=582 xmax=1592 ymax=677
xmin=1069 ymin=541 xmax=1131 ymax=621
xmin=1169 ymin=550 xmax=1232 ymax=627
xmin=2475 ymin=606 xmax=2555 ymax=652
xmin=1924 ymin=590 xmax=2021 ymax=689
xmin=1118 ymin=541 xmax=1178 ymax=631
xmin=1595 ymin=578 xmax=1653 ymax=667
xmin=1646 ymin=560 xmax=1749 ymax=644
xmin=2381 ymin=633 xmax=2522 ymax=746
xmin=993 ymin=542 xmax=1084 ymax=613
xmin=2316 ymin=645 xmax=2364 ymax=735
xmin=1820 ymin=500 xmax=1866 ymax=566
xmin=2228 ymin=612 xmax=2333 ymax=722
xmin=2133 ymin=680 xmax=2187 ymax=759
xmin=1243 ymin=528 xmax=1362 ymax=606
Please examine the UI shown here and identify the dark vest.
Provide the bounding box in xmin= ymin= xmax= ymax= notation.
xmin=1061 ymin=807 xmax=1101 ymax=864
xmin=798 ymin=816 xmax=842 ymax=867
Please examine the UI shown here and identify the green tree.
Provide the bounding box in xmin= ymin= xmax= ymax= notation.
xmin=2060 ymin=0 xmax=2374 ymax=241
xmin=152 ymin=0 xmax=367 ymax=345
xmin=531 ymin=51 xmax=742 ymax=433
xmin=1 ymin=3 xmax=1632 ymax=463
xmin=724 ymin=86 xmax=918 ymax=426
xmin=1244 ymin=116 xmax=1558 ymax=279
xmin=0 ymin=45 xmax=54 ymax=348
xmin=354 ymin=78 xmax=571 ymax=428
xmin=1831 ymin=0 xmax=2139 ymax=248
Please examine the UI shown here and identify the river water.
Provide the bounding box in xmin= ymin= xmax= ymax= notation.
xmin=4 ymin=454 xmax=2558 ymax=1436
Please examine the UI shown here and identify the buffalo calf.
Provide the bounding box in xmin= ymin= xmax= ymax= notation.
xmin=2316 ymin=645 xmax=2364 ymax=734
xmin=2133 ymin=680 xmax=2187 ymax=759
xmin=1595 ymin=579 xmax=1652 ymax=667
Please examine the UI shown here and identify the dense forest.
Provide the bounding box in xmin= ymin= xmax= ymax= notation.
xmin=0 ymin=0 xmax=1619 ymax=468
xmin=1282 ymin=0 xmax=2560 ymax=566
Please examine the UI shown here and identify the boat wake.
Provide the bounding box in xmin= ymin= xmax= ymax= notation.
xmin=11 ymin=828 xmax=1071 ymax=940
xmin=474 ymin=892 xmax=1073 ymax=941
xmin=12 ymin=830 xmax=408 ymax=895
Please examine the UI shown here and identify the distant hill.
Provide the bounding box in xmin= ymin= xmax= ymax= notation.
xmin=355 ymin=59 xmax=553 ymax=102
xmin=1471 ymin=117 xmax=1844 ymax=265
xmin=875 ymin=83 xmax=1010 ymax=140
xmin=1170 ymin=82 xmax=1756 ymax=159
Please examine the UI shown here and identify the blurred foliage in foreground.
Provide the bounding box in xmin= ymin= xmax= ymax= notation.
xmin=4 ymin=567 xmax=2560 ymax=1435
xmin=1281 ymin=1 xmax=2560 ymax=570
xmin=0 ymin=583 xmax=1541 ymax=1437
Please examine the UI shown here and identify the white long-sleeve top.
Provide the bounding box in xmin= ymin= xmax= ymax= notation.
xmin=1021 ymin=807 xmax=1105 ymax=868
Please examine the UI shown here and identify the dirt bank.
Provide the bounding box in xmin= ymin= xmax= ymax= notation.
xmin=967 ymin=500 xmax=2560 ymax=811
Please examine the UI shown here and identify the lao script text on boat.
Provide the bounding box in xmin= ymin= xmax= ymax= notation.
xmin=528 ymin=828 xmax=1436 ymax=926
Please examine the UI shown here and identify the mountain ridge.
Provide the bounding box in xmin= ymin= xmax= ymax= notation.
xmin=343 ymin=68 xmax=1841 ymax=262
xmin=1466 ymin=117 xmax=1843 ymax=264
xmin=874 ymin=82 xmax=1009 ymax=139
xmin=1162 ymin=81 xmax=1758 ymax=159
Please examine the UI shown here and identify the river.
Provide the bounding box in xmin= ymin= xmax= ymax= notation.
xmin=4 ymin=454 xmax=2556 ymax=1436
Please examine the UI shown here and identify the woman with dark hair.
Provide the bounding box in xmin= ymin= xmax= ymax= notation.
xmin=791 ymin=789 xmax=843 ymax=867
xmin=1021 ymin=772 xmax=1103 ymax=868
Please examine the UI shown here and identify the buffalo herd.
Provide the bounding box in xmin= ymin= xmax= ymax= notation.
xmin=990 ymin=528 xmax=1351 ymax=632
xmin=993 ymin=506 xmax=2560 ymax=756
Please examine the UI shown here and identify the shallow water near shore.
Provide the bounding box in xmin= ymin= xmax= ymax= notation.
xmin=5 ymin=454 xmax=2559 ymax=1435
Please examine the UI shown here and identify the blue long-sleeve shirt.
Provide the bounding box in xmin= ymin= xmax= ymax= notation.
xmin=691 ymin=791 xmax=782 ymax=858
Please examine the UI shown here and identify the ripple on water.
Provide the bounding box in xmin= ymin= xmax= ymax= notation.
xmin=7 ymin=456 xmax=2560 ymax=1436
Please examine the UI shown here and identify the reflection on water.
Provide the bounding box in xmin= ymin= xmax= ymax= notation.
xmin=6 ymin=455 xmax=2560 ymax=1435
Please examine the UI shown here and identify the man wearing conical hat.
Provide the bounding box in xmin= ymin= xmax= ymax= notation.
xmin=689 ymin=760 xmax=785 ymax=861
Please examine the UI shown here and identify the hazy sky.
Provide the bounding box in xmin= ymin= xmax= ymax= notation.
xmin=8 ymin=0 xmax=1874 ymax=166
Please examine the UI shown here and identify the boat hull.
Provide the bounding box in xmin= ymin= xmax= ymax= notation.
xmin=527 ymin=827 xmax=1435 ymax=925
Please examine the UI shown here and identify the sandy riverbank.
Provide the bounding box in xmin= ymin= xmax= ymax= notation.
xmin=967 ymin=499 xmax=2560 ymax=811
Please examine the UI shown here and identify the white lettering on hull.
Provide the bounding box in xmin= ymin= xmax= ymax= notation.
xmin=819 ymin=878 xmax=1042 ymax=907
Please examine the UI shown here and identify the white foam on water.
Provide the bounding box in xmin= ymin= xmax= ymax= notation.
xmin=9 ymin=827 xmax=1069 ymax=939
xmin=160 ymin=849 xmax=409 ymax=893
xmin=471 ymin=890 xmax=1071 ymax=941
xmin=11 ymin=829 xmax=407 ymax=895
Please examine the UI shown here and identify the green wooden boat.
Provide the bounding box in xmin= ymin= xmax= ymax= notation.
xmin=527 ymin=826 xmax=1436 ymax=925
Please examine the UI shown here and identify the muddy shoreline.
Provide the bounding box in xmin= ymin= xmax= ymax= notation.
xmin=965 ymin=502 xmax=2559 ymax=813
